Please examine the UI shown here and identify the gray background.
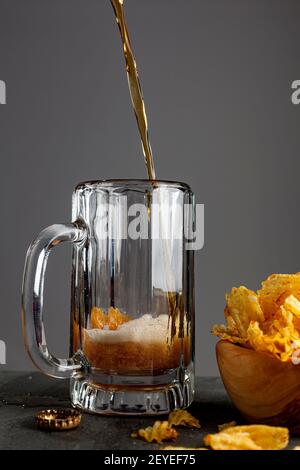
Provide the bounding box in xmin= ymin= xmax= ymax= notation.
xmin=0 ymin=0 xmax=299 ymax=376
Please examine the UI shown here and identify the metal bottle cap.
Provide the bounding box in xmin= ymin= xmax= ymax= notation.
xmin=35 ymin=408 xmax=82 ymax=431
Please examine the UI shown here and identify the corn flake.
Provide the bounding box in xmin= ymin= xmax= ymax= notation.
xmin=258 ymin=273 xmax=300 ymax=320
xmin=90 ymin=306 xmax=131 ymax=330
xmin=168 ymin=410 xmax=201 ymax=429
xmin=247 ymin=302 xmax=300 ymax=361
xmin=91 ymin=307 xmax=107 ymax=329
xmin=213 ymin=287 xmax=264 ymax=343
xmin=204 ymin=425 xmax=289 ymax=450
xmin=211 ymin=324 xmax=247 ymax=345
xmin=284 ymin=295 xmax=300 ymax=318
xmin=136 ymin=421 xmax=178 ymax=443
xmin=107 ymin=307 xmax=132 ymax=330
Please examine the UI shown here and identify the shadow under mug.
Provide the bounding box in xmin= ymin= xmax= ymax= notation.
xmin=22 ymin=179 xmax=195 ymax=415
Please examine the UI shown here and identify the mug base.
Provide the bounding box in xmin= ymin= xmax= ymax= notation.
xmin=70 ymin=367 xmax=194 ymax=416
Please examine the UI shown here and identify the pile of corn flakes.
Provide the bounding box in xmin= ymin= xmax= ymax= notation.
xmin=212 ymin=273 xmax=300 ymax=361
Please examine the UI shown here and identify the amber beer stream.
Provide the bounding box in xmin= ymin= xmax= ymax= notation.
xmin=110 ymin=0 xmax=155 ymax=180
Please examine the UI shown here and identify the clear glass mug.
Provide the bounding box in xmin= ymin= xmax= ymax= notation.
xmin=22 ymin=180 xmax=195 ymax=415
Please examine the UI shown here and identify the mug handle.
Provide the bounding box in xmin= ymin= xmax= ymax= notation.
xmin=22 ymin=222 xmax=87 ymax=379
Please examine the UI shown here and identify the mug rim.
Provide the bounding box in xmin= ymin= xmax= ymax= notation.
xmin=75 ymin=179 xmax=192 ymax=191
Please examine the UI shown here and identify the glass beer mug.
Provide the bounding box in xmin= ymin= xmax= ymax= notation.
xmin=22 ymin=180 xmax=195 ymax=415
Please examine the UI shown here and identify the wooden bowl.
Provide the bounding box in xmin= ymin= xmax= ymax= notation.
xmin=216 ymin=340 xmax=300 ymax=435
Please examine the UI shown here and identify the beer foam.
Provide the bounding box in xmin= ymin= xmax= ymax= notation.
xmin=85 ymin=314 xmax=169 ymax=344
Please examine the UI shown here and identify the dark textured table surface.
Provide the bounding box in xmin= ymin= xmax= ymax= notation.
xmin=0 ymin=372 xmax=298 ymax=450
